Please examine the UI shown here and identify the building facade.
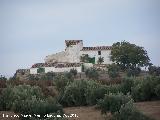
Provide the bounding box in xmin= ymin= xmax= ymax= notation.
xmin=28 ymin=40 xmax=112 ymax=74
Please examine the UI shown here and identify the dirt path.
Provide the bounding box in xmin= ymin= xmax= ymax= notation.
xmin=135 ymin=101 xmax=160 ymax=120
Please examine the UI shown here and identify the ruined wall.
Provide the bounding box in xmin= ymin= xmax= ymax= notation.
xmin=44 ymin=40 xmax=83 ymax=63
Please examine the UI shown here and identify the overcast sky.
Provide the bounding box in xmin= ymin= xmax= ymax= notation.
xmin=0 ymin=0 xmax=160 ymax=77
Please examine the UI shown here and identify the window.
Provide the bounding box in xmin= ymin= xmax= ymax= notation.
xmin=98 ymin=51 xmax=101 ymax=55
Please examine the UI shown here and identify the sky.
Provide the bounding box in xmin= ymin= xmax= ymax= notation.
xmin=0 ymin=0 xmax=160 ymax=77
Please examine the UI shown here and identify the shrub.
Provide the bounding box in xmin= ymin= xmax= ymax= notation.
xmin=59 ymin=80 xmax=88 ymax=106
xmin=126 ymin=67 xmax=141 ymax=77
xmin=112 ymin=100 xmax=153 ymax=120
xmin=107 ymin=64 xmax=120 ymax=79
xmin=0 ymin=85 xmax=63 ymax=119
xmin=85 ymin=81 xmax=107 ymax=105
xmin=97 ymin=93 xmax=132 ymax=114
xmin=13 ymin=96 xmax=63 ymax=119
xmin=0 ymin=75 xmax=7 ymax=88
xmin=131 ymin=76 xmax=160 ymax=101
xmin=60 ymin=79 xmax=125 ymax=107
xmin=121 ymin=77 xmax=134 ymax=95
xmin=37 ymin=67 xmax=45 ymax=73
xmin=148 ymin=65 xmax=160 ymax=76
xmin=97 ymin=93 xmax=131 ymax=114
xmin=54 ymin=74 xmax=73 ymax=92
xmin=85 ymin=68 xmax=99 ymax=80
xmin=69 ymin=69 xmax=77 ymax=77
xmin=155 ymin=84 xmax=160 ymax=99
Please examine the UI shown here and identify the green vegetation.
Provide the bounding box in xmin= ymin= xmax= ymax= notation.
xmin=148 ymin=65 xmax=160 ymax=76
xmin=97 ymin=93 xmax=132 ymax=114
xmin=80 ymin=54 xmax=95 ymax=64
xmin=1 ymin=41 xmax=159 ymax=120
xmin=37 ymin=67 xmax=45 ymax=73
xmin=97 ymin=56 xmax=104 ymax=64
xmin=85 ymin=68 xmax=99 ymax=80
xmin=111 ymin=101 xmax=153 ymax=120
xmin=111 ymin=41 xmax=150 ymax=70
xmin=107 ymin=64 xmax=120 ymax=79
xmin=0 ymin=85 xmax=63 ymax=119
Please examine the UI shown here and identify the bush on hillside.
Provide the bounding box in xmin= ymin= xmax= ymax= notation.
xmin=121 ymin=77 xmax=134 ymax=95
xmin=107 ymin=64 xmax=120 ymax=79
xmin=97 ymin=93 xmax=132 ymax=114
xmin=131 ymin=76 xmax=160 ymax=101
xmin=59 ymin=79 xmax=123 ymax=107
xmin=148 ymin=65 xmax=160 ymax=76
xmin=111 ymin=100 xmax=154 ymax=120
xmin=0 ymin=75 xmax=7 ymax=88
xmin=85 ymin=68 xmax=99 ymax=80
xmin=69 ymin=69 xmax=77 ymax=77
xmin=0 ymin=85 xmax=63 ymax=119
xmin=155 ymin=84 xmax=160 ymax=99
xmin=54 ymin=74 xmax=74 ymax=92
xmin=59 ymin=80 xmax=88 ymax=106
xmin=126 ymin=67 xmax=141 ymax=77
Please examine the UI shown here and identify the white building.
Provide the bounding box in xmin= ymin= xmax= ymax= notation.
xmin=29 ymin=40 xmax=112 ymax=74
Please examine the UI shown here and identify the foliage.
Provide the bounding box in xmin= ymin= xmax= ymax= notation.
xmin=37 ymin=67 xmax=45 ymax=74
xmin=59 ymin=80 xmax=112 ymax=106
xmin=0 ymin=85 xmax=63 ymax=119
xmin=85 ymin=82 xmax=107 ymax=105
xmin=155 ymin=84 xmax=160 ymax=99
xmin=131 ymin=76 xmax=160 ymax=101
xmin=148 ymin=65 xmax=160 ymax=76
xmin=80 ymin=54 xmax=95 ymax=64
xmin=112 ymin=100 xmax=153 ymax=120
xmin=126 ymin=67 xmax=141 ymax=77
xmin=0 ymin=75 xmax=7 ymax=88
xmin=107 ymin=64 xmax=120 ymax=79
xmin=121 ymin=77 xmax=134 ymax=95
xmin=97 ymin=93 xmax=132 ymax=114
xmin=69 ymin=69 xmax=77 ymax=77
xmin=59 ymin=80 xmax=88 ymax=106
xmin=28 ymin=74 xmax=39 ymax=80
xmin=97 ymin=57 xmax=104 ymax=64
xmin=110 ymin=41 xmax=150 ymax=70
xmin=40 ymin=72 xmax=56 ymax=80
xmin=0 ymin=75 xmax=7 ymax=81
xmin=85 ymin=68 xmax=99 ymax=80
xmin=54 ymin=74 xmax=73 ymax=92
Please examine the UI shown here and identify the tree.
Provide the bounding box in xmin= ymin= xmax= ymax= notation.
xmin=97 ymin=57 xmax=104 ymax=64
xmin=110 ymin=41 xmax=150 ymax=70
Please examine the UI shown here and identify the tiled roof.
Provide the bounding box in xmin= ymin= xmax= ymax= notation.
xmin=82 ymin=46 xmax=112 ymax=51
xmin=31 ymin=63 xmax=82 ymax=68
xmin=31 ymin=63 xmax=56 ymax=68
xmin=65 ymin=40 xmax=82 ymax=46
xmin=16 ymin=69 xmax=30 ymax=73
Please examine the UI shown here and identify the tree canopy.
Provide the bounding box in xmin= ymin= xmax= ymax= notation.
xmin=110 ymin=41 xmax=150 ymax=70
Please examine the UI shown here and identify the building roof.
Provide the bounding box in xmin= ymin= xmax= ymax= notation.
xmin=65 ymin=40 xmax=83 ymax=46
xmin=16 ymin=69 xmax=30 ymax=73
xmin=31 ymin=63 xmax=82 ymax=68
xmin=82 ymin=46 xmax=112 ymax=51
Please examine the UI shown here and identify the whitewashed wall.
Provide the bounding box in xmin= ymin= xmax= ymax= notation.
xmin=30 ymin=68 xmax=38 ymax=74
xmin=80 ymin=50 xmax=112 ymax=64
xmin=30 ymin=66 xmax=82 ymax=74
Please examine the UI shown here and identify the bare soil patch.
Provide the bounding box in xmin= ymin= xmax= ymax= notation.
xmin=135 ymin=101 xmax=160 ymax=120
